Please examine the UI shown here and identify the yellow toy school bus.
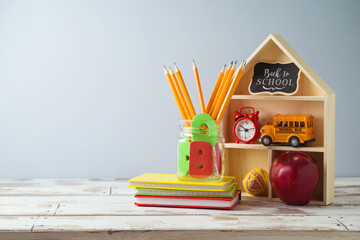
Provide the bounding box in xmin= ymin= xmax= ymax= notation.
xmin=260 ymin=114 xmax=315 ymax=147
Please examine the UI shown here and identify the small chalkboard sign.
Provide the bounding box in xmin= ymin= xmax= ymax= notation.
xmin=249 ymin=62 xmax=300 ymax=95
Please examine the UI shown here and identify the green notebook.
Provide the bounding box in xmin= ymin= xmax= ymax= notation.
xmin=135 ymin=183 xmax=238 ymax=198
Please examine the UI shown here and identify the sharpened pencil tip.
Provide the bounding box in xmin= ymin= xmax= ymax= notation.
xmin=174 ymin=62 xmax=180 ymax=72
xmin=239 ymin=60 xmax=245 ymax=69
xmin=234 ymin=60 xmax=237 ymax=65
xmin=230 ymin=61 xmax=233 ymax=65
xmin=193 ymin=59 xmax=197 ymax=68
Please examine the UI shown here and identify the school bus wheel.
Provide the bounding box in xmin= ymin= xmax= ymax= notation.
xmin=289 ymin=136 xmax=300 ymax=147
xmin=261 ymin=135 xmax=272 ymax=146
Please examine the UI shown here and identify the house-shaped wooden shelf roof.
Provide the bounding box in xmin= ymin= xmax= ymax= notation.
xmin=223 ymin=34 xmax=335 ymax=205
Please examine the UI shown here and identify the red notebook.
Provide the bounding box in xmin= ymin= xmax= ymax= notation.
xmin=135 ymin=191 xmax=240 ymax=210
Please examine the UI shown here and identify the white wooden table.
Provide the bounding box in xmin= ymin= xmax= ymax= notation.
xmin=0 ymin=178 xmax=359 ymax=239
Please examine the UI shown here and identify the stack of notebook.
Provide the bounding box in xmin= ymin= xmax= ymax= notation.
xmin=128 ymin=173 xmax=240 ymax=210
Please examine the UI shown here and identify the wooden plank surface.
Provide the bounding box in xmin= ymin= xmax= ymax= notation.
xmin=0 ymin=186 xmax=110 ymax=196
xmin=0 ymin=178 xmax=128 ymax=187
xmin=32 ymin=215 xmax=345 ymax=231
xmin=336 ymin=216 xmax=360 ymax=231
xmin=3 ymin=231 xmax=360 ymax=240
xmin=0 ymin=204 xmax=58 ymax=216
xmin=55 ymin=202 xmax=360 ymax=217
xmin=0 ymin=217 xmax=37 ymax=231
xmin=0 ymin=177 xmax=359 ymax=239
xmin=1 ymin=198 xmax=359 ymax=217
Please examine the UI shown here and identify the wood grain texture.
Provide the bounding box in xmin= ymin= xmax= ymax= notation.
xmin=3 ymin=231 xmax=360 ymax=240
xmin=32 ymin=215 xmax=344 ymax=232
xmin=0 ymin=204 xmax=57 ymax=216
xmin=0 ymin=216 xmax=37 ymax=231
xmin=0 ymin=178 xmax=358 ymax=239
xmin=0 ymin=186 xmax=110 ymax=196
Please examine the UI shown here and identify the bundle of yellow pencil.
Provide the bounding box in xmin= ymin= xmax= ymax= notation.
xmin=216 ymin=61 xmax=246 ymax=121
xmin=205 ymin=64 xmax=225 ymax=114
xmin=209 ymin=61 xmax=236 ymax=119
xmin=163 ymin=60 xmax=245 ymax=122
xmin=164 ymin=64 xmax=196 ymax=121
xmin=164 ymin=66 xmax=189 ymax=120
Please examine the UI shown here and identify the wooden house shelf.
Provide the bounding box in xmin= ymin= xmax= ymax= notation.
xmin=224 ymin=143 xmax=325 ymax=152
xmin=222 ymin=34 xmax=335 ymax=205
xmin=232 ymin=95 xmax=325 ymax=101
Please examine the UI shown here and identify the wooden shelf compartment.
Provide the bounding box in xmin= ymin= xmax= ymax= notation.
xmin=232 ymin=95 xmax=325 ymax=101
xmin=224 ymin=148 xmax=325 ymax=205
xmin=224 ymin=148 xmax=272 ymax=200
xmin=269 ymin=150 xmax=325 ymax=205
xmin=224 ymin=143 xmax=325 ymax=152
xmin=222 ymin=99 xmax=325 ymax=148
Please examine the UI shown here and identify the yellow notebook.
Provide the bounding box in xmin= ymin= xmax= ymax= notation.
xmin=128 ymin=173 xmax=235 ymax=191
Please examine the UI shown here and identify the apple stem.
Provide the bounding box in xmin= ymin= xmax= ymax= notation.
xmin=287 ymin=151 xmax=292 ymax=162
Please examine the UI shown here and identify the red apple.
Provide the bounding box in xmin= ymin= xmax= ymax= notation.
xmin=270 ymin=152 xmax=319 ymax=205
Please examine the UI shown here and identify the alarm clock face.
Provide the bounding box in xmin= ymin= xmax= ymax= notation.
xmin=234 ymin=118 xmax=256 ymax=142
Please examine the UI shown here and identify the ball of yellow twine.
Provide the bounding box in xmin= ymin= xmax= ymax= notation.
xmin=242 ymin=168 xmax=269 ymax=196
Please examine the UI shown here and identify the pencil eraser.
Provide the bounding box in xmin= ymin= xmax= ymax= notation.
xmin=178 ymin=138 xmax=191 ymax=177
xmin=189 ymin=141 xmax=213 ymax=178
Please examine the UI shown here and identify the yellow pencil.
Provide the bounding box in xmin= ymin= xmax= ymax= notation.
xmin=211 ymin=62 xmax=236 ymax=120
xmin=209 ymin=62 xmax=232 ymax=116
xmin=205 ymin=65 xmax=225 ymax=114
xmin=169 ymin=67 xmax=192 ymax=120
xmin=164 ymin=66 xmax=188 ymax=120
xmin=217 ymin=61 xmax=246 ymax=121
xmin=174 ymin=63 xmax=196 ymax=119
xmin=193 ymin=60 xmax=206 ymax=113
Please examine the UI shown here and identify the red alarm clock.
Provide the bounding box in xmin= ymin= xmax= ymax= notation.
xmin=233 ymin=107 xmax=260 ymax=144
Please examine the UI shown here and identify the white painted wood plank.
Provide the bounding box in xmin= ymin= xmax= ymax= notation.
xmin=335 ymin=216 xmax=360 ymax=231
xmin=1 ymin=196 xmax=358 ymax=217
xmin=333 ymin=181 xmax=360 ymax=205
xmin=335 ymin=186 xmax=360 ymax=195
xmin=0 ymin=216 xmax=36 ymax=231
xmin=335 ymin=178 xmax=360 ymax=187
xmin=110 ymin=186 xmax=135 ymax=195
xmin=333 ymin=195 xmax=360 ymax=206
xmin=0 ymin=195 xmax=358 ymax=218
xmin=0 ymin=192 xmax=358 ymax=207
xmin=32 ymin=215 xmax=346 ymax=232
xmin=0 ymin=204 xmax=57 ymax=216
xmin=0 ymin=179 xmax=128 ymax=187
xmin=0 ymin=186 xmax=110 ymax=196
xmin=3 ymin=231 xmax=360 ymax=240
xmin=54 ymin=200 xmax=360 ymax=217
xmin=0 ymin=196 xmax=132 ymax=205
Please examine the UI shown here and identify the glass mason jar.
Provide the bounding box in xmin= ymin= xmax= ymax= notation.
xmin=177 ymin=118 xmax=225 ymax=181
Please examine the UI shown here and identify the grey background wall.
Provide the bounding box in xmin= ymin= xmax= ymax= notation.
xmin=0 ymin=0 xmax=359 ymax=178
